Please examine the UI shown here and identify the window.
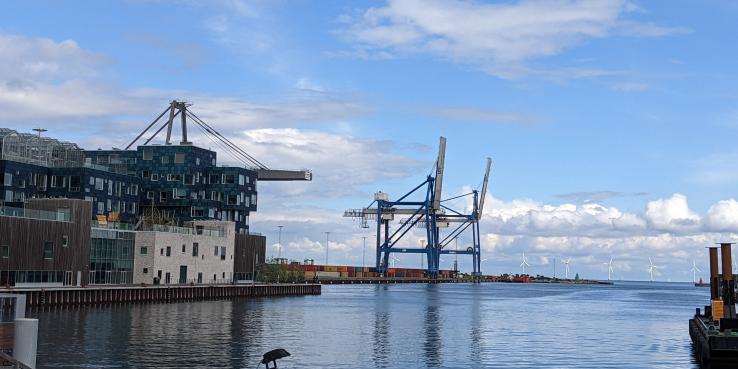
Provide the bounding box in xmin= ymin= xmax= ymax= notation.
xmin=161 ymin=155 xmax=169 ymax=164
xmin=196 ymin=158 xmax=201 ymax=165
xmin=173 ymin=188 xmax=185 ymax=199
xmin=62 ymin=235 xmax=68 ymax=247
xmin=192 ymin=243 xmax=199 ymax=257
xmin=160 ymin=191 xmax=168 ymax=202
xmin=95 ymin=178 xmax=104 ymax=191
xmin=166 ymin=246 xmax=171 ymax=256
xmin=214 ymin=246 xmax=219 ymax=256
xmin=167 ymin=174 xmax=182 ymax=182
xmin=220 ymin=246 xmax=226 ymax=261
xmin=151 ymin=173 xmax=159 ymax=181
xmin=0 ymin=245 xmax=8 ymax=258
xmin=160 ymin=248 xmax=164 ymax=256
xmin=147 ymin=191 xmax=154 ymax=199
xmin=227 ymin=194 xmax=238 ymax=205
xmin=181 ymin=244 xmax=186 ymax=253
xmin=184 ymin=174 xmax=195 ymax=185
xmin=222 ymin=272 xmax=226 ymax=278
xmin=43 ymin=241 xmax=54 ymax=259
xmin=3 ymin=173 xmax=12 ymax=186
xmin=143 ymin=148 xmax=153 ymax=160
xmin=143 ymin=268 xmax=149 ymax=274
xmin=224 ymin=174 xmax=236 ymax=184
xmin=209 ymin=174 xmax=219 ymax=184
xmin=175 ymin=152 xmax=185 ymax=163
xmin=140 ymin=247 xmax=148 ymax=255
xmin=239 ymin=175 xmax=245 ymax=185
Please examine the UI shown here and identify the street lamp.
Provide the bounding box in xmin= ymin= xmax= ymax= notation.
xmin=277 ymin=225 xmax=284 ymax=259
xmin=362 ymin=236 xmax=367 ymax=268
xmin=324 ymin=232 xmax=331 ymax=266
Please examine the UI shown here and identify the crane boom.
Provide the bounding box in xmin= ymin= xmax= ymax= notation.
xmin=432 ymin=136 xmax=446 ymax=210
xmin=478 ymin=157 xmax=492 ymax=219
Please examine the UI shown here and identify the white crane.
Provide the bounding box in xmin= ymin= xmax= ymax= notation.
xmin=648 ymin=257 xmax=658 ymax=282
xmin=603 ymin=257 xmax=614 ymax=281
xmin=691 ymin=259 xmax=701 ymax=284
xmin=520 ymin=253 xmax=530 ymax=275
xmin=562 ymin=258 xmax=572 ymax=279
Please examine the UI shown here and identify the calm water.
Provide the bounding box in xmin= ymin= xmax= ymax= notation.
xmin=31 ymin=281 xmax=708 ymax=368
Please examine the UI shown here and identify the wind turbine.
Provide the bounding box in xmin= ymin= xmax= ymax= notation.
xmin=562 ymin=258 xmax=572 ymax=279
xmin=602 ymin=257 xmax=614 ymax=281
xmin=520 ymin=253 xmax=530 ymax=275
xmin=691 ymin=259 xmax=701 ymax=284
xmin=648 ymin=257 xmax=658 ymax=282
xmin=390 ymin=255 xmax=400 ymax=268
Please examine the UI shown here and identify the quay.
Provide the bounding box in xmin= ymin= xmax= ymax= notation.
xmin=3 ymin=284 xmax=321 ymax=307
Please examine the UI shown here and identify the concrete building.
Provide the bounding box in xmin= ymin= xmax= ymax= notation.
xmin=133 ymin=220 xmax=236 ymax=285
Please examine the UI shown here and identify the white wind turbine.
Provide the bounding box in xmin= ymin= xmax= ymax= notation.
xmin=520 ymin=253 xmax=530 ymax=275
xmin=562 ymin=258 xmax=572 ymax=279
xmin=648 ymin=257 xmax=659 ymax=282
xmin=603 ymin=257 xmax=614 ymax=281
xmin=390 ymin=255 xmax=400 ymax=268
xmin=691 ymin=259 xmax=701 ymax=284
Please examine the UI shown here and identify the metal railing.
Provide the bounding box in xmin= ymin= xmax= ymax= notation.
xmin=139 ymin=224 xmax=226 ymax=237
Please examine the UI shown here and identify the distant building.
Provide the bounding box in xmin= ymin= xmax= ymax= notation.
xmin=132 ymin=220 xmax=236 ymax=285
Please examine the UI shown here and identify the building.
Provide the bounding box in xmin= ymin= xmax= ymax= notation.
xmin=0 ymin=198 xmax=91 ymax=287
xmin=132 ymin=220 xmax=236 ymax=285
xmin=89 ymin=225 xmax=136 ymax=285
xmin=86 ymin=144 xmax=257 ymax=234
xmin=0 ymin=128 xmax=141 ymax=224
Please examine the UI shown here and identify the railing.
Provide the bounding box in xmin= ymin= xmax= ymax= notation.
xmin=91 ymin=220 xmax=135 ymax=230
xmin=0 ymin=206 xmax=70 ymax=222
xmin=139 ymin=224 xmax=226 ymax=237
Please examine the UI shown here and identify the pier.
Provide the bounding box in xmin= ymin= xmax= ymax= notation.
xmin=3 ymin=284 xmax=321 ymax=307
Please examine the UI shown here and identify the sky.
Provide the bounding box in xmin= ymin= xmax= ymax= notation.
xmin=2 ymin=0 xmax=738 ymax=282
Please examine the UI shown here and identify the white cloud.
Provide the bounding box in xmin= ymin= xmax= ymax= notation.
xmin=644 ymin=193 xmax=700 ymax=232
xmin=422 ymin=106 xmax=545 ymax=126
xmin=706 ymin=199 xmax=738 ymax=232
xmin=339 ymin=0 xmax=686 ymax=79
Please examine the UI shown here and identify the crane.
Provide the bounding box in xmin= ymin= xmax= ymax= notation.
xmin=123 ymin=100 xmax=312 ymax=181
xmin=344 ymin=137 xmax=492 ymax=278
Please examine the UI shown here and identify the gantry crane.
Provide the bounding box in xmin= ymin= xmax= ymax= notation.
xmin=344 ymin=137 xmax=492 ymax=278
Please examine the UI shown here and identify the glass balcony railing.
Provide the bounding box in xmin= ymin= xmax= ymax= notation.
xmin=0 ymin=206 xmax=70 ymax=222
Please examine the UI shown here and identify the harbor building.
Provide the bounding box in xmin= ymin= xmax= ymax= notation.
xmin=0 ymin=198 xmax=91 ymax=287
xmin=89 ymin=224 xmax=136 ymax=285
xmin=132 ymin=220 xmax=236 ymax=284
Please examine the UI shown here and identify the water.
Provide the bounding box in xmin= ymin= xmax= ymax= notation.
xmin=31 ymin=281 xmax=707 ymax=368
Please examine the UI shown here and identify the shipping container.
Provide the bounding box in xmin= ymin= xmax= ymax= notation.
xmin=316 ymin=271 xmax=340 ymax=278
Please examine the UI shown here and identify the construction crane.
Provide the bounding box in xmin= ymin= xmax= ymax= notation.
xmin=124 ymin=100 xmax=312 ymax=181
xmin=344 ymin=137 xmax=492 ymax=278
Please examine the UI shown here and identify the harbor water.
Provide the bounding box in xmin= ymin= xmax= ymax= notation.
xmin=32 ymin=281 xmax=706 ymax=368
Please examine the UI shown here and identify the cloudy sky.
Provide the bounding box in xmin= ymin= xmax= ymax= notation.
xmin=3 ymin=0 xmax=738 ymax=281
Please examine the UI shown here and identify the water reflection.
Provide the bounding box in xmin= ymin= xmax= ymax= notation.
xmin=423 ymin=285 xmax=442 ymax=368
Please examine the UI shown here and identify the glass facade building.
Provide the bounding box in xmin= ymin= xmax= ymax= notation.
xmin=89 ymin=227 xmax=135 ymax=285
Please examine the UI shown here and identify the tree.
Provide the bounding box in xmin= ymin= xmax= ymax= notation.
xmin=574 ymin=273 xmax=580 ymax=281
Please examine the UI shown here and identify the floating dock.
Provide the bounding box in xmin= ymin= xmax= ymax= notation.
xmin=690 ymin=243 xmax=738 ymax=364
xmin=3 ymin=284 xmax=321 ymax=307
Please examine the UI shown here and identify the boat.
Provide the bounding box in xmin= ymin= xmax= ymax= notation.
xmin=696 ymin=277 xmax=709 ymax=287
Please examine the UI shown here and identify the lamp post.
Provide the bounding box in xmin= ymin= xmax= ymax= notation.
xmin=362 ymin=236 xmax=367 ymax=268
xmin=324 ymin=232 xmax=331 ymax=266
xmin=277 ymin=225 xmax=283 ymax=259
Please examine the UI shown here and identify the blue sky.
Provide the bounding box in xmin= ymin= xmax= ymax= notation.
xmin=3 ymin=0 xmax=738 ymax=281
